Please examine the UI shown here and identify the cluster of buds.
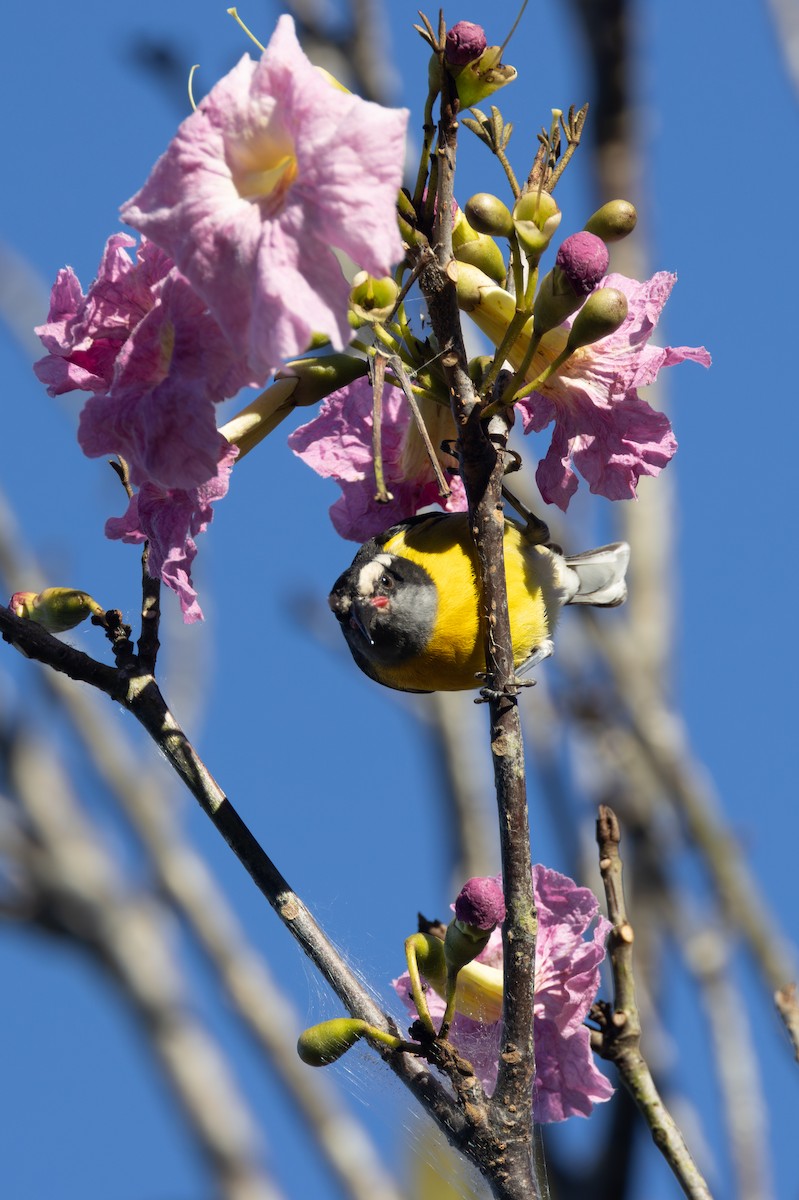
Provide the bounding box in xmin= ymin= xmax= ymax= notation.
xmin=296 ymin=876 xmax=507 ymax=1068
xmin=455 ymin=194 xmax=639 ymax=366
xmin=296 ymin=869 xmax=614 ymax=1123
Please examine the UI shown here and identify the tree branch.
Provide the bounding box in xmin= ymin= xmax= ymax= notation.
xmin=410 ymin=65 xmax=542 ymax=1200
xmin=593 ymin=806 xmax=713 ymax=1200
xmin=0 ymin=601 xmax=469 ymax=1157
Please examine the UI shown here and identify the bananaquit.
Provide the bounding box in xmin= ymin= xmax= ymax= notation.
xmin=328 ymin=511 xmax=630 ymax=693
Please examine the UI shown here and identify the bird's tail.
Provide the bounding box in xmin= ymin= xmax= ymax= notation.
xmin=563 ymin=542 xmax=630 ymax=607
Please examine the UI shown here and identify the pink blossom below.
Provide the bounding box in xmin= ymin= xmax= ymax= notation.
xmin=288 ymin=376 xmax=466 ymax=541
xmin=121 ymin=15 xmax=409 ymax=383
xmin=516 ymin=272 xmax=711 ymax=510
xmin=394 ymin=866 xmax=614 ymax=1122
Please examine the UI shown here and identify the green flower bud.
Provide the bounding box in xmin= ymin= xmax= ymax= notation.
xmin=10 ymin=587 xmax=104 ymax=633
xmin=444 ymin=919 xmax=492 ymax=976
xmin=464 ymin=193 xmax=513 ymax=239
xmin=584 ymin=199 xmax=638 ymax=242
xmin=512 ymin=191 xmax=562 ymax=257
xmin=428 ymin=50 xmax=443 ymax=94
xmin=222 ymin=356 xmax=368 ymax=460
xmin=453 ymin=46 xmax=517 ymax=108
xmin=282 ymin=354 xmax=369 ymax=406
xmin=468 ymin=355 xmax=493 ymax=388
xmin=297 ymin=1018 xmax=369 ymax=1067
xmin=452 ymin=229 xmax=507 ymax=283
xmin=349 ymin=273 xmax=400 ymax=325
xmin=454 ymin=261 xmax=515 ymax=323
xmin=566 ymin=287 xmax=629 ymax=351
xmin=532 ymin=268 xmax=583 ymax=336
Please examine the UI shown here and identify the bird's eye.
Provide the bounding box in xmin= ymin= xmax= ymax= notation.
xmin=380 ymin=573 xmax=394 ymax=590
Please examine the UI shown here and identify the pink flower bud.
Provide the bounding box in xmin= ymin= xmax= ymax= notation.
xmin=455 ymin=876 xmax=506 ymax=931
xmin=445 ymin=21 xmax=487 ymax=66
xmin=9 ymin=592 xmax=37 ymax=618
xmin=555 ymin=231 xmax=609 ymax=296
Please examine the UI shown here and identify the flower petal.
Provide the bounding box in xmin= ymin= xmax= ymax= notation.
xmin=121 ymin=16 xmax=408 ymax=382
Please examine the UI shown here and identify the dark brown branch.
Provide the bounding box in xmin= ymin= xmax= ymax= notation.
xmin=410 ymin=66 xmax=542 ymax=1200
xmin=137 ymin=541 xmax=161 ymax=674
xmin=0 ymin=606 xmax=125 ymax=698
xmin=125 ymin=676 xmax=472 ymax=1149
xmin=0 ymin=604 xmax=468 ymax=1154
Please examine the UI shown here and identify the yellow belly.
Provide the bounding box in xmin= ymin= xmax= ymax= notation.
xmin=375 ymin=515 xmax=557 ymax=692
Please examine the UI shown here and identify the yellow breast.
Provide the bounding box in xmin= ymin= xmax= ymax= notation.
xmin=375 ymin=514 xmax=559 ymax=692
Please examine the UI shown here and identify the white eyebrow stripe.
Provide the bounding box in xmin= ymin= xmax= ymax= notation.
xmin=356 ymin=555 xmax=394 ymax=596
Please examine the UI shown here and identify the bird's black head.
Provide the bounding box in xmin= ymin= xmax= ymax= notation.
xmin=329 ymin=545 xmax=438 ymax=669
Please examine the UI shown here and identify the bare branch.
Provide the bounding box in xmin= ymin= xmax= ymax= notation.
xmin=593 ymin=806 xmax=713 ymax=1200
xmin=7 ymin=729 xmax=280 ymax=1200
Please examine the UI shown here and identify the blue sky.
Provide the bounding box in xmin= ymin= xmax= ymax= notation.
xmin=1 ymin=2 xmax=797 ymax=1198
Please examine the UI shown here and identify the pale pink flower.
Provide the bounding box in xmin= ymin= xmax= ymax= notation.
xmin=121 ymin=15 xmax=409 ymax=383
xmin=516 ymin=271 xmax=711 ymax=510
xmin=288 ymin=376 xmax=466 ymax=541
xmin=393 ymin=867 xmax=614 ymax=1122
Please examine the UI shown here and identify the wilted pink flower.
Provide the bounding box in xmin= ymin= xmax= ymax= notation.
xmin=516 ymin=271 xmax=711 ymax=510
xmin=34 ymin=234 xmax=172 ymax=396
xmin=105 ymin=442 xmax=238 ymax=624
xmin=34 ymin=234 xmax=250 ymax=619
xmin=288 ymin=375 xmax=466 ymax=541
xmin=394 ymin=866 xmax=614 ymax=1123
xmin=78 ymin=268 xmax=249 ymax=491
xmin=121 ymin=15 xmax=409 ymax=383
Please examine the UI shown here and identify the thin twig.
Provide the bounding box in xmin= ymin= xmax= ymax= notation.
xmin=593 ymin=806 xmax=714 ymax=1200
xmin=588 ymin=617 xmax=798 ymax=1014
xmin=137 ymin=541 xmax=161 ymax=674
xmin=378 ymin=349 xmax=451 ymax=498
xmin=683 ymin=924 xmax=773 ymax=1200
xmin=369 ymin=351 xmax=394 ymax=502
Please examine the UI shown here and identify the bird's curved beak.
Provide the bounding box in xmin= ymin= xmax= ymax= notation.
xmin=349 ymin=599 xmax=376 ymax=646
